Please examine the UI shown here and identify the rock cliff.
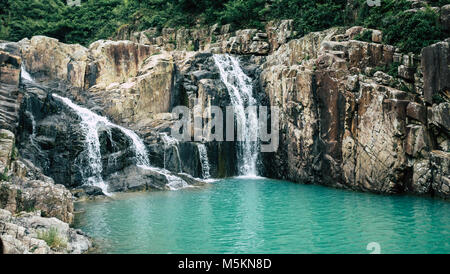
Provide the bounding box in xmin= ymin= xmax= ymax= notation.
xmin=0 ymin=20 xmax=448 ymax=215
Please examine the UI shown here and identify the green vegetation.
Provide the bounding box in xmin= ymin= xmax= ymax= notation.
xmin=373 ymin=62 xmax=401 ymax=78
xmin=37 ymin=227 xmax=67 ymax=250
xmin=357 ymin=0 xmax=444 ymax=53
xmin=0 ymin=184 xmax=9 ymax=208
xmin=0 ymin=0 xmax=448 ymax=53
xmin=433 ymin=93 xmax=446 ymax=104
xmin=354 ymin=29 xmax=373 ymax=42
xmin=0 ymin=168 xmax=10 ymax=182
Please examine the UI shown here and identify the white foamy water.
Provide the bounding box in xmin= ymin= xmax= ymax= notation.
xmin=160 ymin=132 xmax=182 ymax=173
xmin=21 ymin=64 xmax=34 ymax=82
xmin=197 ymin=143 xmax=211 ymax=179
xmin=53 ymin=94 xmax=193 ymax=192
xmin=53 ymin=94 xmax=153 ymax=195
xmin=213 ymin=54 xmax=260 ymax=177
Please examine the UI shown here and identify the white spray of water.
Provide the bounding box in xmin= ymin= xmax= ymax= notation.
xmin=213 ymin=54 xmax=260 ymax=177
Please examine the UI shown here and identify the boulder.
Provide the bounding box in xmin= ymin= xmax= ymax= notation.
xmin=406 ymin=102 xmax=427 ymax=124
xmin=0 ymin=177 xmax=74 ymax=224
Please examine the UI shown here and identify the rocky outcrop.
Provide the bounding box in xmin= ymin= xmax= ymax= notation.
xmin=0 ymin=209 xmax=91 ymax=254
xmin=88 ymin=51 xmax=178 ymax=125
xmin=85 ymin=40 xmax=158 ymax=89
xmin=20 ymin=36 xmax=88 ymax=88
xmin=261 ymin=26 xmax=450 ymax=198
xmin=265 ymin=20 xmax=297 ymax=53
xmin=118 ymin=20 xmax=286 ymax=55
xmin=0 ymin=176 xmax=74 ymax=224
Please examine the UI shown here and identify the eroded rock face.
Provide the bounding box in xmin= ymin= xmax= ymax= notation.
xmin=86 ymin=40 xmax=158 ymax=89
xmin=20 ymin=36 xmax=88 ymax=88
xmin=88 ymin=51 xmax=178 ymax=125
xmin=421 ymin=39 xmax=450 ymax=104
xmin=441 ymin=4 xmax=450 ymax=33
xmin=2 ymin=22 xmax=448 ymax=200
xmin=261 ymin=26 xmax=450 ymax=198
xmin=0 ymin=176 xmax=74 ymax=224
xmin=265 ymin=20 xmax=297 ymax=53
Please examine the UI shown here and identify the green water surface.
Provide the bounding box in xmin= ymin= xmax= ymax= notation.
xmin=75 ymin=178 xmax=450 ymax=254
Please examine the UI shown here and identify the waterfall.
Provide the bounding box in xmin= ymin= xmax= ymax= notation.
xmin=213 ymin=54 xmax=260 ymax=177
xmin=197 ymin=143 xmax=211 ymax=179
xmin=52 ymin=94 xmax=192 ymax=192
xmin=52 ymin=94 xmax=153 ymax=194
xmin=160 ymin=132 xmax=182 ymax=173
xmin=21 ymin=64 xmax=34 ymax=82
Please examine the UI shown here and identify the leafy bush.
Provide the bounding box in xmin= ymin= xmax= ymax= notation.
xmin=383 ymin=8 xmax=442 ymax=54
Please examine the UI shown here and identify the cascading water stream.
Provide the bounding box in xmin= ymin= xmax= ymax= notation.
xmin=213 ymin=54 xmax=260 ymax=177
xmin=160 ymin=132 xmax=183 ymax=173
xmin=52 ymin=94 xmax=155 ymax=194
xmin=52 ymin=94 xmax=192 ymax=192
xmin=197 ymin=143 xmax=211 ymax=179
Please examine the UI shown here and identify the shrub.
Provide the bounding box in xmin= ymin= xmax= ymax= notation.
xmin=37 ymin=227 xmax=67 ymax=250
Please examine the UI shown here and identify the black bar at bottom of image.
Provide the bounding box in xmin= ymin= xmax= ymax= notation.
xmin=2 ymin=254 xmax=446 ymax=272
